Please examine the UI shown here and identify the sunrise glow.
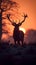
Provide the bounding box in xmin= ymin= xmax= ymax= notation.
xmin=19 ymin=27 xmax=26 ymax=33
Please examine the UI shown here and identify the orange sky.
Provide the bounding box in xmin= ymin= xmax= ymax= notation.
xmin=15 ymin=0 xmax=36 ymax=30
xmin=2 ymin=0 xmax=36 ymax=40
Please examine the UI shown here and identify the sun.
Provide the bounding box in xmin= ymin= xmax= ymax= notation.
xmin=19 ymin=27 xmax=26 ymax=33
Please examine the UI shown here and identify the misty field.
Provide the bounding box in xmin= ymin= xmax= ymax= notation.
xmin=0 ymin=42 xmax=36 ymax=65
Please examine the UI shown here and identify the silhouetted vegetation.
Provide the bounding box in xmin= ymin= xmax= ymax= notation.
xmin=25 ymin=29 xmax=36 ymax=43
xmin=0 ymin=0 xmax=18 ymax=42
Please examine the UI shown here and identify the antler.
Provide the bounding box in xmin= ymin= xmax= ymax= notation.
xmin=22 ymin=14 xmax=28 ymax=19
xmin=7 ymin=14 xmax=16 ymax=26
xmin=18 ymin=14 xmax=28 ymax=26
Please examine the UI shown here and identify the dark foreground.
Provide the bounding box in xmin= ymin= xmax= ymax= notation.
xmin=0 ymin=42 xmax=36 ymax=65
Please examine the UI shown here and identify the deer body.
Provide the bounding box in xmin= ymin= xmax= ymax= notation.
xmin=13 ymin=24 xmax=24 ymax=45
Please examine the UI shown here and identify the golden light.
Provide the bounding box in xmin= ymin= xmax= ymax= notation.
xmin=19 ymin=27 xmax=26 ymax=33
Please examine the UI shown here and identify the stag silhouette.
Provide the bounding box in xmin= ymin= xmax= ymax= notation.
xmin=7 ymin=14 xmax=27 ymax=45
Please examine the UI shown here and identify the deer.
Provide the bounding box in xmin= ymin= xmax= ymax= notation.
xmin=7 ymin=14 xmax=27 ymax=45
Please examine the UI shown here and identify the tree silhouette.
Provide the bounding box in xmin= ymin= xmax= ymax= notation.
xmin=0 ymin=0 xmax=18 ymax=42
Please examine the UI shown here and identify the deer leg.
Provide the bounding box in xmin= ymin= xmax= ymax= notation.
xmin=22 ymin=40 xmax=23 ymax=46
xmin=14 ymin=40 xmax=16 ymax=45
xmin=18 ymin=40 xmax=20 ymax=45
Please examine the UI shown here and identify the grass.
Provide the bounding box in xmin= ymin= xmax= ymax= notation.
xmin=0 ymin=42 xmax=36 ymax=64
